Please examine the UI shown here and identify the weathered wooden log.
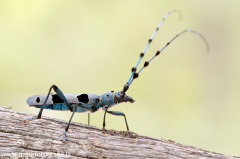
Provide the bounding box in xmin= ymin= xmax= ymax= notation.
xmin=0 ymin=106 xmax=239 ymax=158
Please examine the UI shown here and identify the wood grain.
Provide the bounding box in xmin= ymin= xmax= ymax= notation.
xmin=0 ymin=106 xmax=239 ymax=159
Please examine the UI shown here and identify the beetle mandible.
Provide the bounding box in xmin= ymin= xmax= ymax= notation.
xmin=24 ymin=10 xmax=209 ymax=142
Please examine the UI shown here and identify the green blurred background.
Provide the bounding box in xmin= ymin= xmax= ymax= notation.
xmin=0 ymin=0 xmax=240 ymax=156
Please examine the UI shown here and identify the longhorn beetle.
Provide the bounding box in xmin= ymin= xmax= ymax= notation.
xmin=24 ymin=10 xmax=209 ymax=142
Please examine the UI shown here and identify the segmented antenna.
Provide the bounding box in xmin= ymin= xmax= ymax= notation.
xmin=127 ymin=10 xmax=182 ymax=84
xmin=128 ymin=29 xmax=210 ymax=86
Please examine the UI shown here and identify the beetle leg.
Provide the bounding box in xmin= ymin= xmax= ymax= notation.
xmin=88 ymin=113 xmax=90 ymax=125
xmin=62 ymin=104 xmax=78 ymax=142
xmin=62 ymin=103 xmax=94 ymax=142
xmin=107 ymin=110 xmax=129 ymax=131
xmin=102 ymin=105 xmax=109 ymax=133
xmin=24 ymin=84 xmax=71 ymax=122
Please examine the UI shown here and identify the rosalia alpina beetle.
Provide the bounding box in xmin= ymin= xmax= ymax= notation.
xmin=24 ymin=10 xmax=209 ymax=142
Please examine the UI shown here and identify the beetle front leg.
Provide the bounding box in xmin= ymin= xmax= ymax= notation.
xmin=102 ymin=105 xmax=109 ymax=133
xmin=106 ymin=110 xmax=129 ymax=131
xmin=24 ymin=84 xmax=72 ymax=122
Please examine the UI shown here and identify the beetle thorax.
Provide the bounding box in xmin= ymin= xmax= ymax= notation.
xmin=100 ymin=91 xmax=135 ymax=108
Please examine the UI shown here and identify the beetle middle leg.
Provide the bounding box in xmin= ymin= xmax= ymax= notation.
xmin=24 ymin=85 xmax=72 ymax=122
xmin=88 ymin=113 xmax=90 ymax=125
xmin=62 ymin=104 xmax=78 ymax=142
xmin=62 ymin=102 xmax=96 ymax=142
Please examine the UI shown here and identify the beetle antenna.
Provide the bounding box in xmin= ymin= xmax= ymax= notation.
xmin=126 ymin=10 xmax=181 ymax=85
xmin=128 ymin=29 xmax=210 ymax=86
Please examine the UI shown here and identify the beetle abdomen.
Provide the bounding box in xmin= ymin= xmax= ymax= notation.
xmin=30 ymin=103 xmax=90 ymax=113
xmin=31 ymin=104 xmax=71 ymax=111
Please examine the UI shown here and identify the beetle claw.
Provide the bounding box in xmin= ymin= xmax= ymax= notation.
xmin=24 ymin=116 xmax=38 ymax=122
xmin=102 ymin=128 xmax=106 ymax=134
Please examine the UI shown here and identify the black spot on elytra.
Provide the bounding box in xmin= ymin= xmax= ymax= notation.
xmin=77 ymin=94 xmax=89 ymax=104
xmin=52 ymin=94 xmax=63 ymax=103
xmin=36 ymin=97 xmax=40 ymax=103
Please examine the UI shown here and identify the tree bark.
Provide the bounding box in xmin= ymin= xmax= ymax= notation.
xmin=0 ymin=106 xmax=239 ymax=159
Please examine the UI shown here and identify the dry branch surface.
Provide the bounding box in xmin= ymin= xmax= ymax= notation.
xmin=0 ymin=106 xmax=239 ymax=159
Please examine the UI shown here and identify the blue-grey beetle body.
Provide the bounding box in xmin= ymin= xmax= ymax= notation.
xmin=24 ymin=10 xmax=209 ymax=142
xmin=27 ymin=91 xmax=135 ymax=113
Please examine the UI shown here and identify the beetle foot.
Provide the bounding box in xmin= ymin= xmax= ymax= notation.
xmin=102 ymin=128 xmax=106 ymax=134
xmin=61 ymin=131 xmax=67 ymax=142
xmin=24 ymin=116 xmax=38 ymax=122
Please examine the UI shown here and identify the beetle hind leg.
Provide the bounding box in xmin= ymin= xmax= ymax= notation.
xmin=24 ymin=84 xmax=72 ymax=122
xmin=24 ymin=116 xmax=38 ymax=122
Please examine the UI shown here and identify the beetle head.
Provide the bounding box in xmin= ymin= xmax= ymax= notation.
xmin=125 ymin=95 xmax=135 ymax=103
xmin=115 ymin=90 xmax=135 ymax=103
